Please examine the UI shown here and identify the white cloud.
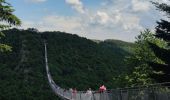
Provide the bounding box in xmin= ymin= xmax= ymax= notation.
xmin=96 ymin=11 xmax=110 ymax=24
xmin=42 ymin=16 xmax=82 ymax=32
xmin=21 ymin=0 xmax=159 ymax=42
xmin=22 ymin=15 xmax=83 ymax=34
xmin=65 ymin=0 xmax=85 ymax=13
xmin=89 ymin=9 xmax=142 ymax=31
xmin=131 ymin=0 xmax=150 ymax=12
xmin=25 ymin=0 xmax=47 ymax=3
xmin=122 ymin=15 xmax=143 ymax=30
xmin=154 ymin=0 xmax=170 ymax=4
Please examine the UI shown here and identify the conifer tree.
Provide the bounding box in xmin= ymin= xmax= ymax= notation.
xmin=149 ymin=1 xmax=170 ymax=82
xmin=0 ymin=0 xmax=21 ymax=52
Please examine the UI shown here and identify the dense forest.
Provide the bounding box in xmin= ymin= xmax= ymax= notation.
xmin=0 ymin=28 xmax=134 ymax=99
xmin=1 ymin=0 xmax=170 ymax=99
xmin=0 ymin=29 xmax=59 ymax=100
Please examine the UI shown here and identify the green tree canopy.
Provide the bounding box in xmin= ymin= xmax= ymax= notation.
xmin=113 ymin=30 xmax=166 ymax=87
xmin=0 ymin=0 xmax=21 ymax=52
xmin=149 ymin=1 xmax=170 ymax=83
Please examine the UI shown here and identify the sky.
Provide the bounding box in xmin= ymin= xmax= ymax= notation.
xmin=7 ymin=0 xmax=169 ymax=42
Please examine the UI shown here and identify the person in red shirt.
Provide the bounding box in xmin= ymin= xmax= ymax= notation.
xmin=99 ymin=85 xmax=106 ymax=92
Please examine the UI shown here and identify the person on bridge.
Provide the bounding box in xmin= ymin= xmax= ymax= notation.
xmin=99 ymin=85 xmax=106 ymax=93
xmin=86 ymin=88 xmax=93 ymax=100
xmin=86 ymin=88 xmax=92 ymax=94
xmin=69 ymin=88 xmax=73 ymax=99
xmin=72 ymin=88 xmax=77 ymax=99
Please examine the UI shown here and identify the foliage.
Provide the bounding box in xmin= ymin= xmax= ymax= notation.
xmin=0 ymin=28 xmax=134 ymax=99
xmin=42 ymin=31 xmax=134 ymax=90
xmin=0 ymin=29 xmax=60 ymax=100
xmin=149 ymin=1 xmax=170 ymax=82
xmin=0 ymin=0 xmax=21 ymax=52
xmin=113 ymin=29 xmax=167 ymax=87
xmin=102 ymin=39 xmax=135 ymax=53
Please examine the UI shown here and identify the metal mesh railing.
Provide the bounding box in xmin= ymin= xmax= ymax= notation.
xmin=48 ymin=81 xmax=170 ymax=100
xmin=58 ymin=87 xmax=170 ymax=100
xmin=117 ymin=85 xmax=170 ymax=100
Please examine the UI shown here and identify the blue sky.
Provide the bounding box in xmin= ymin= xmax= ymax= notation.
xmin=7 ymin=0 xmax=168 ymax=42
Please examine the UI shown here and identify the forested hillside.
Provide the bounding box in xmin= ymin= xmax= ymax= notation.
xmin=0 ymin=29 xmax=134 ymax=99
xmin=42 ymin=31 xmax=134 ymax=90
xmin=0 ymin=29 xmax=59 ymax=100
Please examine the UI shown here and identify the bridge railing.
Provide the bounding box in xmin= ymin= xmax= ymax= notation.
xmin=49 ymin=86 xmax=170 ymax=100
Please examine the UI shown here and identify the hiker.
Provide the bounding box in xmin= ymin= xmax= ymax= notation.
xmin=69 ymin=88 xmax=73 ymax=99
xmin=99 ymin=85 xmax=106 ymax=93
xmin=72 ymin=88 xmax=77 ymax=99
xmin=86 ymin=88 xmax=93 ymax=100
xmin=86 ymin=88 xmax=92 ymax=95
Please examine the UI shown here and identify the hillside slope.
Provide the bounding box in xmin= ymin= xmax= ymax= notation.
xmin=43 ymin=32 xmax=134 ymax=90
xmin=0 ymin=29 xmax=60 ymax=100
xmin=0 ymin=29 xmax=134 ymax=99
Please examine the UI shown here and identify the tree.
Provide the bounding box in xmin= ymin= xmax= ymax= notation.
xmin=148 ymin=1 xmax=170 ymax=83
xmin=113 ymin=30 xmax=166 ymax=87
xmin=0 ymin=0 xmax=21 ymax=52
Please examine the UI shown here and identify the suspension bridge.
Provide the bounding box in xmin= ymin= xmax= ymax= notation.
xmin=44 ymin=42 xmax=170 ymax=100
